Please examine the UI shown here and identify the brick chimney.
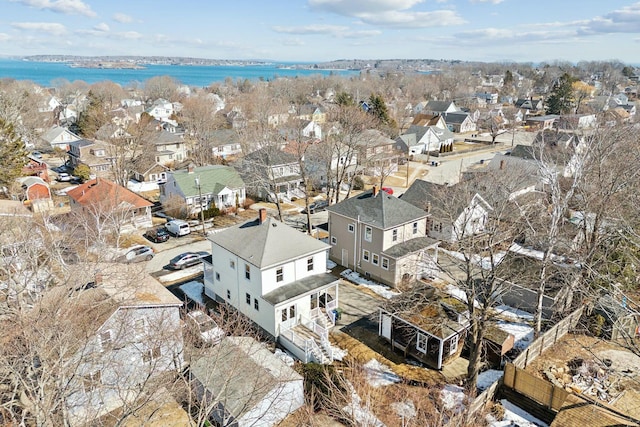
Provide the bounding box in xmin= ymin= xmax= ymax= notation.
xmin=372 ymin=185 xmax=379 ymax=197
xmin=258 ymin=208 xmax=267 ymax=224
xmin=187 ymin=163 xmax=194 ymax=174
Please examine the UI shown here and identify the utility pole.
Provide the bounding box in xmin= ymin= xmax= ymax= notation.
xmin=195 ymin=176 xmax=206 ymax=236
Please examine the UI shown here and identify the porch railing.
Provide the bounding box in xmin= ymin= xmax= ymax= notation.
xmin=301 ymin=315 xmax=328 ymax=341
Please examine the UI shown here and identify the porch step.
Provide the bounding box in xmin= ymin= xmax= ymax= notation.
xmin=291 ymin=325 xmax=332 ymax=364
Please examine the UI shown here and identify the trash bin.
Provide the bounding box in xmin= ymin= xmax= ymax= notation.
xmin=333 ymin=309 xmax=341 ymax=321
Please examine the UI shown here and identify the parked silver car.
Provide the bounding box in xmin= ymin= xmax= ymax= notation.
xmin=121 ymin=245 xmax=154 ymax=263
xmin=167 ymin=251 xmax=209 ymax=270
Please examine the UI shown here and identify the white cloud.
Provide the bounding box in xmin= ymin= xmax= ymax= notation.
xmin=309 ymin=0 xmax=424 ymax=15
xmin=578 ymin=3 xmax=640 ymax=34
xmin=273 ymin=24 xmax=381 ymax=39
xmin=114 ymin=31 xmax=143 ymax=40
xmin=12 ymin=0 xmax=96 ymax=17
xmin=308 ymin=0 xmax=464 ymax=28
xmin=113 ymin=13 xmax=133 ymax=24
xmin=357 ymin=10 xmax=465 ymax=27
xmin=273 ymin=24 xmax=349 ymax=35
xmin=469 ymin=0 xmax=505 ymax=4
xmin=93 ymin=23 xmax=109 ymax=32
xmin=11 ymin=22 xmax=67 ymax=36
xmin=0 ymin=33 xmax=11 ymax=42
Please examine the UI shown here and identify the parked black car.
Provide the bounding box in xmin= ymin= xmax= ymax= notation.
xmin=144 ymin=227 xmax=170 ymax=243
xmin=301 ymin=200 xmax=329 ymax=214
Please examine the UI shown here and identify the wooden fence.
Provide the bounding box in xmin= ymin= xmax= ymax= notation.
xmin=466 ymin=305 xmax=584 ymax=417
xmin=503 ymin=363 xmax=568 ymax=411
xmin=512 ymin=305 xmax=584 ymax=369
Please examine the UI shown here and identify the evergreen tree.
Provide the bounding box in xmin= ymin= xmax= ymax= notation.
xmin=545 ymin=73 xmax=577 ymax=115
xmin=0 ymin=118 xmax=28 ymax=191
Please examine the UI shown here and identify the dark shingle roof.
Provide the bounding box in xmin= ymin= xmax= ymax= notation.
xmin=399 ymin=179 xmax=445 ymax=211
xmin=327 ymin=189 xmax=428 ymax=229
xmin=263 ymin=273 xmax=338 ymax=305
xmin=383 ymin=236 xmax=439 ymax=258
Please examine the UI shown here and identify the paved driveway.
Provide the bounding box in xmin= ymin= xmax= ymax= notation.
xmin=335 ymin=279 xmax=385 ymax=329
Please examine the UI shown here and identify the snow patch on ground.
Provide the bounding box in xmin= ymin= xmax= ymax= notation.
xmin=477 ymin=370 xmax=503 ymax=391
xmin=127 ymin=180 xmax=159 ymax=193
xmin=327 ymin=259 xmax=337 ymax=270
xmin=487 ymin=399 xmax=549 ymax=427
xmin=440 ymin=384 xmax=467 ymax=414
xmin=157 ymin=265 xmax=204 ymax=283
xmin=342 ymin=381 xmax=386 ymax=427
xmin=441 ymin=249 xmax=507 ymax=270
xmin=340 ymin=269 xmax=400 ymax=299
xmin=179 ymin=280 xmax=205 ymax=306
xmin=497 ymin=321 xmax=534 ymax=351
xmin=494 ymin=305 xmax=534 ymax=321
xmin=444 ymin=284 xmax=480 ymax=308
xmin=332 ymin=345 xmax=348 ymax=361
xmin=274 ymin=348 xmax=295 ymax=367
xmin=363 ymin=359 xmax=401 ymax=387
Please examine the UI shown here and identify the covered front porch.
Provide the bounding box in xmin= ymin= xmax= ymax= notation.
xmin=263 ymin=273 xmax=339 ymax=364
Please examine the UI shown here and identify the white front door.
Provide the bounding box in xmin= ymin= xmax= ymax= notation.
xmin=280 ymin=304 xmax=297 ymax=331
xmin=381 ymin=314 xmax=392 ymax=339
xmin=341 ymin=249 xmax=349 ymax=267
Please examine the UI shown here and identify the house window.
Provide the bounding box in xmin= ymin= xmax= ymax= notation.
xmin=216 ymin=272 xmax=220 ymax=281
xmin=382 ymin=257 xmax=389 ymax=270
xmin=289 ymin=305 xmax=296 ymax=319
xmin=392 ymin=229 xmax=398 ymax=242
xmin=348 ymin=224 xmax=354 ymax=233
xmin=363 ymin=250 xmax=370 ymax=262
xmin=254 ymin=298 xmax=259 ymax=311
xmin=99 ymin=330 xmax=112 ymax=350
xmin=372 ymin=253 xmax=379 ymax=266
xmin=307 ymin=257 xmax=314 ymax=271
xmin=282 ymin=308 xmax=288 ymax=321
xmin=230 ymin=260 xmax=235 ymax=269
xmin=142 ymin=346 xmax=162 ymax=363
xmin=311 ymin=294 xmax=318 ymax=309
xmin=412 ymin=222 xmax=418 ymax=234
xmin=226 ymin=289 xmax=231 ymax=299
xmin=331 ymin=236 xmax=337 ymax=245
xmin=245 ymin=264 xmax=251 ymax=280
xmin=364 ymin=226 xmax=372 ymax=242
xmin=246 ymin=293 xmax=251 ymax=305
xmin=82 ymin=370 xmax=102 ymax=391
xmin=417 ymin=333 xmax=428 ymax=353
xmin=449 ymin=336 xmax=459 ymax=355
xmin=276 ymin=267 xmax=284 ymax=282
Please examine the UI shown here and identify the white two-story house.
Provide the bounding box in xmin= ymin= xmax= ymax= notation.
xmin=203 ymin=209 xmax=339 ymax=363
xmin=62 ymin=263 xmax=183 ymax=426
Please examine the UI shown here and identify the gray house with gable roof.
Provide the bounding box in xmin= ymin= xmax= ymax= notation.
xmin=204 ymin=209 xmax=339 ymax=363
xmin=160 ymin=164 xmax=245 ymax=214
xmin=327 ymin=186 xmax=440 ymax=288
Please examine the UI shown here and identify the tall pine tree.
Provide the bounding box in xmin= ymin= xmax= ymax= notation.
xmin=0 ymin=118 xmax=28 ymax=191
xmin=545 ymin=73 xmax=577 ymax=115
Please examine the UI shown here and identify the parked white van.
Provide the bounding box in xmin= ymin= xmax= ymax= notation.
xmin=165 ymin=219 xmax=191 ymax=237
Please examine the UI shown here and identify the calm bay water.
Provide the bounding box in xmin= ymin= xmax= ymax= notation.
xmin=0 ymin=59 xmax=359 ymax=87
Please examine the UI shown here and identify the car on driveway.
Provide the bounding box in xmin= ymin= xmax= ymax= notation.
xmin=185 ymin=310 xmax=224 ymax=346
xmin=144 ymin=227 xmax=170 ymax=243
xmin=56 ymin=172 xmax=76 ymax=182
xmin=121 ymin=245 xmax=154 ymax=263
xmin=301 ymin=199 xmax=329 ymax=214
xmin=167 ymin=251 xmax=209 ymax=270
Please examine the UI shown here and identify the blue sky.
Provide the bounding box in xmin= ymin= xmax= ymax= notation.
xmin=1 ymin=0 xmax=639 ymax=63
